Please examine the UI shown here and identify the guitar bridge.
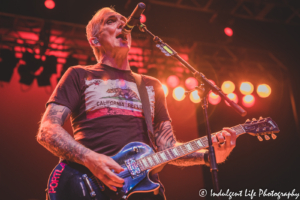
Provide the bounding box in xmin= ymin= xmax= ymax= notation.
xmin=124 ymin=158 xmax=141 ymax=178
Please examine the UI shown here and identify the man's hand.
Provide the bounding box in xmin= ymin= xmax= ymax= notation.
xmin=84 ymin=152 xmax=125 ymax=191
xmin=212 ymin=128 xmax=236 ymax=163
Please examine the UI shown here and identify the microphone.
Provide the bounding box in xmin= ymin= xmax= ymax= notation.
xmin=122 ymin=2 xmax=146 ymax=34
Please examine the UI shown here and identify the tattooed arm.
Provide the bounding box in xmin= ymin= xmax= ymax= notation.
xmin=154 ymin=121 xmax=236 ymax=166
xmin=37 ymin=103 xmax=124 ymax=191
xmin=154 ymin=121 xmax=206 ymax=166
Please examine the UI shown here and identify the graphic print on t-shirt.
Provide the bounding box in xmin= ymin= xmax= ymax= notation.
xmin=84 ymin=78 xmax=155 ymax=120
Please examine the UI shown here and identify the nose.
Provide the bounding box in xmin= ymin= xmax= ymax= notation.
xmin=118 ymin=20 xmax=125 ymax=29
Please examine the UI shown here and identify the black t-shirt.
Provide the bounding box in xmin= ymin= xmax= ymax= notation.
xmin=47 ymin=63 xmax=171 ymax=156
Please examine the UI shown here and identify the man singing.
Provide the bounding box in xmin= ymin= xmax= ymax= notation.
xmin=37 ymin=7 xmax=237 ymax=200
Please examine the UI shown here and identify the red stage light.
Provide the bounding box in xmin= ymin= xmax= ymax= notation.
xmin=167 ymin=75 xmax=180 ymax=88
xmin=140 ymin=14 xmax=146 ymax=23
xmin=224 ymin=27 xmax=233 ymax=37
xmin=15 ymin=52 xmax=23 ymax=59
xmin=225 ymin=93 xmax=238 ymax=106
xmin=185 ymin=77 xmax=198 ymax=90
xmin=208 ymin=91 xmax=221 ymax=105
xmin=45 ymin=0 xmax=55 ymax=9
xmin=242 ymin=95 xmax=255 ymax=107
xmin=16 ymin=39 xmax=24 ymax=44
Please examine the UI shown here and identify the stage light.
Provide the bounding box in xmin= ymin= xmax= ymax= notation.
xmin=173 ymin=87 xmax=185 ymax=101
xmin=140 ymin=14 xmax=146 ymax=23
xmin=225 ymin=93 xmax=238 ymax=106
xmin=45 ymin=0 xmax=55 ymax=9
xmin=221 ymin=81 xmax=235 ymax=94
xmin=162 ymin=84 xmax=168 ymax=97
xmin=208 ymin=91 xmax=221 ymax=105
xmin=0 ymin=49 xmax=19 ymax=83
xmin=190 ymin=90 xmax=200 ymax=103
xmin=240 ymin=82 xmax=254 ymax=95
xmin=18 ymin=51 xmax=42 ymax=85
xmin=257 ymin=84 xmax=271 ymax=98
xmin=242 ymin=95 xmax=255 ymax=107
xmin=37 ymin=55 xmax=57 ymax=86
xmin=167 ymin=75 xmax=179 ymax=88
xmin=185 ymin=77 xmax=198 ymax=90
xmin=224 ymin=27 xmax=233 ymax=37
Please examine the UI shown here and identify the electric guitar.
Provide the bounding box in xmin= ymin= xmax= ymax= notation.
xmin=47 ymin=117 xmax=279 ymax=200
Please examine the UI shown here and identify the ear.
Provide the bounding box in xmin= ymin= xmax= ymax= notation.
xmin=89 ymin=37 xmax=101 ymax=47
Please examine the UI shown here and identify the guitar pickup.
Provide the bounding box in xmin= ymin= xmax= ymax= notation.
xmin=124 ymin=158 xmax=142 ymax=178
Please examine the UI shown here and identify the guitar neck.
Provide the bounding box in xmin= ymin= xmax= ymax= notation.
xmin=137 ymin=124 xmax=245 ymax=171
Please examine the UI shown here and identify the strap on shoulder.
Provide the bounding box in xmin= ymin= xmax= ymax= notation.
xmin=132 ymin=72 xmax=158 ymax=151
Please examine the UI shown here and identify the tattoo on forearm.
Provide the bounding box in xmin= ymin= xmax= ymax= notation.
xmin=169 ymin=151 xmax=205 ymax=166
xmin=154 ymin=121 xmax=205 ymax=166
xmin=37 ymin=103 xmax=89 ymax=165
xmin=154 ymin=121 xmax=176 ymax=151
xmin=38 ymin=126 xmax=89 ymax=164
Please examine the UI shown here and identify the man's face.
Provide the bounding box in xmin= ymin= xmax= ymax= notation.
xmin=96 ymin=11 xmax=131 ymax=54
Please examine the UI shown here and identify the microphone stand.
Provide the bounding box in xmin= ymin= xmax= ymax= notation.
xmin=137 ymin=23 xmax=247 ymax=199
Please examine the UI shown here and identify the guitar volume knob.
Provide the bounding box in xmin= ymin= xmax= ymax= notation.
xmin=271 ymin=133 xmax=277 ymax=140
xmin=257 ymin=136 xmax=263 ymax=141
xmin=264 ymin=135 xmax=270 ymax=140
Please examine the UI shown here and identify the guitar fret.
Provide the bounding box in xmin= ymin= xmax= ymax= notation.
xmin=177 ymin=145 xmax=184 ymax=155
xmin=196 ymin=139 xmax=204 ymax=148
xmin=137 ymin=160 xmax=144 ymax=170
xmin=181 ymin=145 xmax=188 ymax=154
xmin=142 ymin=158 xmax=149 ymax=168
xmin=152 ymin=154 xmax=160 ymax=164
xmin=165 ymin=150 xmax=172 ymax=160
xmin=160 ymin=152 xmax=168 ymax=161
xmin=171 ymin=147 xmax=179 ymax=157
xmin=147 ymin=157 xmax=154 ymax=166
xmin=185 ymin=143 xmax=193 ymax=152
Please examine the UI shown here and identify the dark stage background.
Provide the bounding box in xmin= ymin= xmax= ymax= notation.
xmin=0 ymin=0 xmax=300 ymax=200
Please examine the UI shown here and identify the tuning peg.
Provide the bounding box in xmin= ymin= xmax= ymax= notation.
xmin=271 ymin=133 xmax=277 ymax=140
xmin=252 ymin=118 xmax=257 ymax=121
xmin=256 ymin=128 xmax=260 ymax=132
xmin=245 ymin=119 xmax=251 ymax=123
xmin=263 ymin=127 xmax=267 ymax=131
xmin=257 ymin=136 xmax=263 ymax=141
xmin=270 ymin=127 xmax=273 ymax=130
xmin=264 ymin=135 xmax=270 ymax=140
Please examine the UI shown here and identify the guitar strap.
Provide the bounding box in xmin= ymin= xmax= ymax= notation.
xmin=132 ymin=72 xmax=158 ymax=152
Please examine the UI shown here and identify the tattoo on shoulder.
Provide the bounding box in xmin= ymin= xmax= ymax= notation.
xmin=46 ymin=104 xmax=70 ymax=125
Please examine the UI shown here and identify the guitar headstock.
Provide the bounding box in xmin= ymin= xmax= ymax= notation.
xmin=241 ymin=117 xmax=280 ymax=141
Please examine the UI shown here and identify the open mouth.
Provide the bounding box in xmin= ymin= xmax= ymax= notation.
xmin=116 ymin=33 xmax=127 ymax=41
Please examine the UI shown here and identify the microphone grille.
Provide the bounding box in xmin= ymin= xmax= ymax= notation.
xmin=138 ymin=2 xmax=146 ymax=9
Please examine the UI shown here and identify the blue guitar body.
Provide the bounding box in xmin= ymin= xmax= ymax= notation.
xmin=47 ymin=142 xmax=163 ymax=200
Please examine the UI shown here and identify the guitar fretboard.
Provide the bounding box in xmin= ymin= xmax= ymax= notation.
xmin=137 ymin=124 xmax=245 ymax=171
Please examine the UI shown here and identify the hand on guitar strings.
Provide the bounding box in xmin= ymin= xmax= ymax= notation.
xmin=211 ymin=128 xmax=236 ymax=163
xmin=85 ymin=152 xmax=125 ymax=191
